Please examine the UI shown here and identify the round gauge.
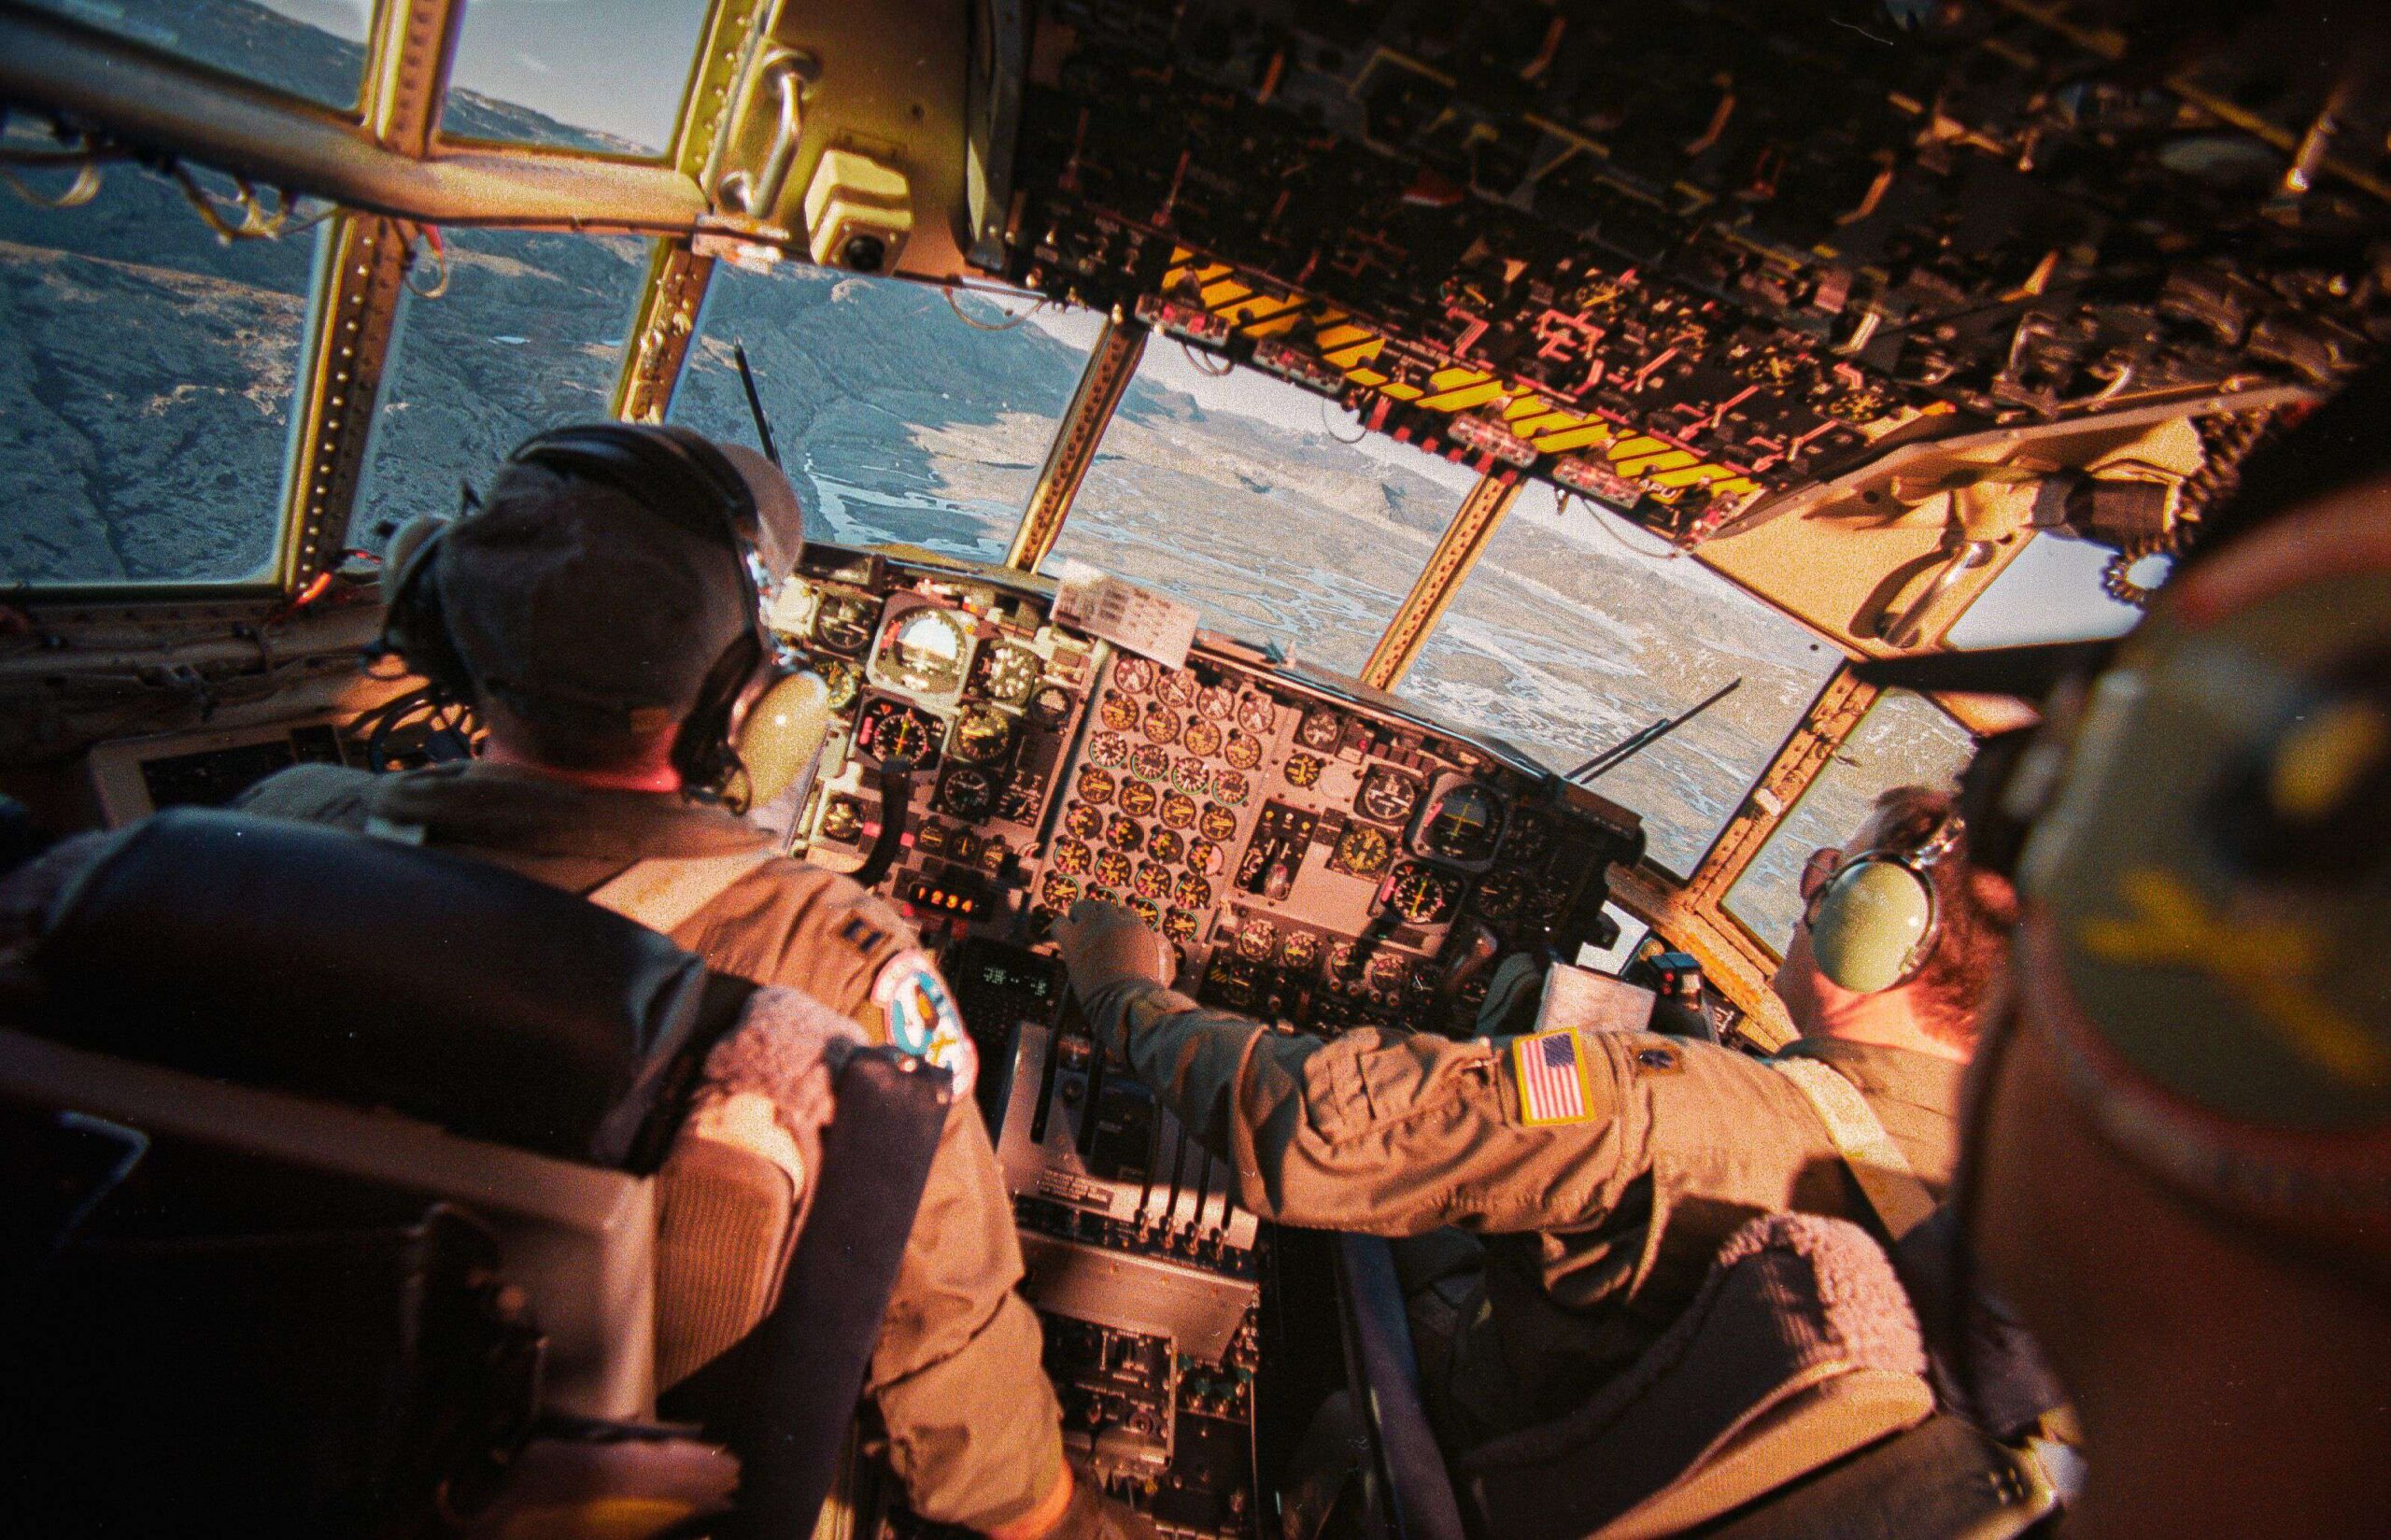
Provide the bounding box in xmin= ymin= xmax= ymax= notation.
xmin=873 ymin=607 xmax=972 ymax=696
xmin=1129 ymin=897 xmax=1165 ymax=929
xmin=1066 ymin=803 xmax=1105 ymax=841
xmin=1160 ymin=791 xmax=1198 ymax=829
xmin=1041 ymin=872 xmax=1082 ymax=910
xmin=1171 ymin=757 xmax=1214 ymax=797
xmin=1142 ymin=702 xmax=1181 ymax=745
xmin=1091 ymin=732 xmax=1130 ymax=768
xmin=1172 ymin=872 xmax=1213 ymax=911
xmin=1219 ymin=734 xmax=1260 ymax=773
xmin=1157 ymin=669 xmax=1200 ymax=709
xmin=1027 ymin=683 xmax=1074 ymax=731
xmin=1324 ymin=939 xmax=1361 ymax=982
xmin=949 ymin=704 xmax=1016 ymax=765
xmin=1284 ymin=752 xmax=1323 ymax=789
xmin=1332 ymin=824 xmax=1394 ymax=878
xmin=1106 ymin=814 xmax=1144 ymax=853
xmin=1298 ymin=708 xmax=1344 ymax=752
xmin=973 ymin=642 xmax=1040 ymax=705
xmin=940 ymin=767 xmax=997 ymax=820
xmin=1148 ymin=828 xmax=1185 ymax=866
xmin=1182 ymin=718 xmax=1224 ymax=758
xmin=1237 ymin=696 xmax=1276 ymax=736
xmin=1356 ymin=765 xmax=1422 ymax=825
xmin=1420 ymin=783 xmax=1507 ymax=864
xmin=1507 ymin=809 xmax=1554 ymax=865
xmin=1213 ymin=770 xmax=1252 ymax=807
xmin=1098 ymin=693 xmax=1139 ymax=731
xmin=1085 ymin=886 xmax=1119 ymax=908
xmin=1199 ymin=804 xmax=1240 ymax=843
xmin=1473 ymin=869 xmax=1525 ymax=922
xmin=812 ymin=595 xmax=877 ymax=655
xmin=1280 ymin=931 xmax=1322 ymax=971
xmin=1113 ymin=657 xmax=1156 ymax=695
xmin=857 ymin=699 xmax=941 ymax=768
xmin=1131 ymin=743 xmax=1172 ymax=781
xmin=1134 ymin=861 xmax=1175 ymax=900
xmin=1198 ymin=685 xmax=1238 ymax=722
xmin=816 ymin=657 xmax=861 ymax=711
xmin=1385 ymin=863 xmax=1460 ymax=925
xmin=1164 ymin=909 xmax=1200 ymax=943
xmin=820 ymin=795 xmax=864 ymax=844
xmin=1052 ymin=839 xmax=1093 ymax=876
xmin=1367 ymin=953 xmax=1411 ymax=994
xmin=1185 ymin=839 xmax=1222 ymax=876
xmin=1076 ymin=766 xmax=1117 ymax=805
xmin=1095 ymin=848 xmax=1134 ymax=888
xmin=951 ymin=829 xmax=983 ymax=865
xmin=1118 ymin=779 xmax=1160 ymax=819
xmin=1236 ymin=919 xmax=1278 ymax=962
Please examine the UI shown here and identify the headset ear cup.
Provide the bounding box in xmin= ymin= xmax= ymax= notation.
xmin=1809 ymin=862 xmax=1937 ymax=994
xmin=732 ymin=670 xmax=832 ymax=810
xmin=375 ymin=516 xmax=473 ymax=700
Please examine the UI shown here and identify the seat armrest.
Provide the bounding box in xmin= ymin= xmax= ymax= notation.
xmin=1333 ymin=1233 xmax=1468 ymax=1540
xmin=663 ymin=1046 xmax=953 ymax=1539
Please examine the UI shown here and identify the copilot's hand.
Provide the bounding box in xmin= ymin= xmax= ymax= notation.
xmin=1053 ymin=899 xmax=1177 ymax=1004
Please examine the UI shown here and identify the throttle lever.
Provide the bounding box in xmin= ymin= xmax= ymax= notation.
xmin=855 ymin=756 xmax=916 ymax=890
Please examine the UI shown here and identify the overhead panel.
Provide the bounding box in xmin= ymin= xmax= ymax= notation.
xmin=990 ymin=2 xmax=2384 ymax=572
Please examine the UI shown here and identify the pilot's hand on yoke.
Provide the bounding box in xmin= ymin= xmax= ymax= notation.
xmin=1054 ymin=899 xmax=1177 ymax=1004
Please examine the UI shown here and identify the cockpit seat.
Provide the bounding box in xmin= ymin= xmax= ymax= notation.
xmin=1337 ymin=1214 xmax=1938 ymax=1540
xmin=0 ymin=807 xmax=950 ymax=1538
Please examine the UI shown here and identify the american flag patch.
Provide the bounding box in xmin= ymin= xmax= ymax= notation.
xmin=1512 ymin=1030 xmax=1592 ymax=1125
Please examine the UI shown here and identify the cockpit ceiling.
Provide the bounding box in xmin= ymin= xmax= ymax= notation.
xmin=994 ymin=1 xmax=2389 ymax=546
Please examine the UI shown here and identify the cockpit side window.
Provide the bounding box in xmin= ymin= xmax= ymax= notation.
xmin=436 ymin=0 xmax=714 ymax=159
xmin=1408 ymin=496 xmax=1844 ymax=878
xmin=348 ymin=229 xmax=651 ymax=552
xmin=0 ymin=147 xmax=321 ymax=586
xmin=19 ymin=0 xmax=373 ymax=117
xmin=669 ymin=270 xmax=1096 ymax=565
xmin=1721 ymin=687 xmax=1975 ymax=956
xmin=1040 ymin=340 xmax=1477 ymax=674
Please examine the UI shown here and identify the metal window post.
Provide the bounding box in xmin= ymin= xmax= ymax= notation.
xmin=1359 ymin=473 xmax=1522 ymax=692
xmin=1004 ymin=315 xmax=1149 ymax=573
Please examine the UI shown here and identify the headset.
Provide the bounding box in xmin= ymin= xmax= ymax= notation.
xmin=375 ymin=422 xmax=827 ymax=812
xmin=1802 ymin=810 xmax=1966 ymax=995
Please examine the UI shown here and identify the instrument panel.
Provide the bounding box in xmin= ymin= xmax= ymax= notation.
xmin=775 ymin=544 xmax=1644 ymax=1039
xmin=775 ymin=544 xmax=1640 ymax=1540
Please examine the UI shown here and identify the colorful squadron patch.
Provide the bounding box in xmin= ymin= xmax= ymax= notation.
xmin=1511 ymin=1030 xmax=1592 ymax=1126
xmin=873 ymin=951 xmax=977 ymax=1098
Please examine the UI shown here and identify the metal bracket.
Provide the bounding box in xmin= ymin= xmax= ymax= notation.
xmin=1004 ymin=316 xmax=1150 ymax=572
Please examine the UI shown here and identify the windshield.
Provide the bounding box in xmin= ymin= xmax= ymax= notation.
xmin=1040 ymin=333 xmax=1479 ymax=674
xmin=0 ymin=148 xmax=320 ymax=586
xmin=1722 ymin=688 xmax=1976 ymax=955
xmin=22 ymin=0 xmax=371 ymax=115
xmin=670 ymin=271 xmax=1094 ymax=564
xmin=438 ymin=0 xmax=713 ymax=157
xmin=351 ymin=229 xmax=651 ymax=551
xmin=1404 ymin=497 xmax=1843 ymax=876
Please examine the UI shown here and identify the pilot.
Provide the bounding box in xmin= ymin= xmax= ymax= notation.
xmin=1964 ymin=432 xmax=2391 ymax=1534
xmin=1054 ymin=781 xmax=2015 ymax=1450
xmin=235 ymin=424 xmax=1145 ymax=1540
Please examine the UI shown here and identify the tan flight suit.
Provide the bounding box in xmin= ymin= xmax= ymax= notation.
xmin=1079 ymin=979 xmax=1962 ymax=1450
xmin=238 ymin=761 xmax=1065 ymax=1533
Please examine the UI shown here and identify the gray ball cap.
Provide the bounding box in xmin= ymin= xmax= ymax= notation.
xmin=437 ymin=441 xmax=799 ymax=728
